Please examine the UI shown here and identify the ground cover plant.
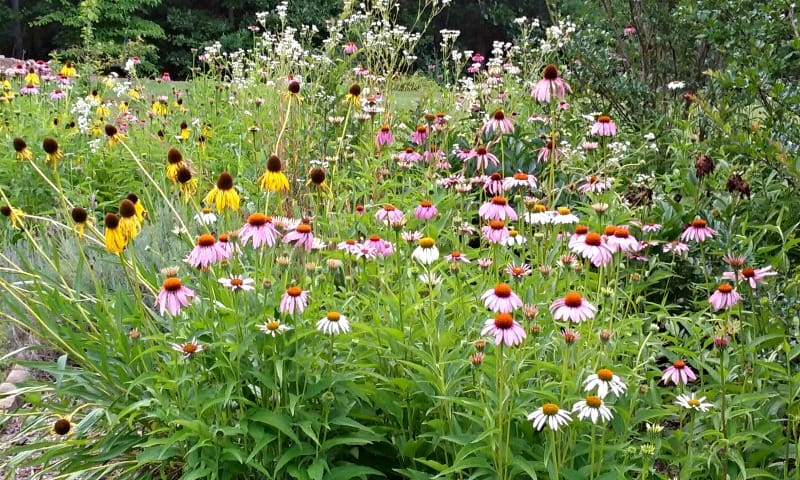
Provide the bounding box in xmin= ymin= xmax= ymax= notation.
xmin=1 ymin=0 xmax=800 ymax=479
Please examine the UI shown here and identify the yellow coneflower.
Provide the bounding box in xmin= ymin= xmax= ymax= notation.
xmin=118 ymin=101 xmax=129 ymax=112
xmin=24 ymin=68 xmax=40 ymax=86
xmin=88 ymin=89 xmax=102 ymax=105
xmin=173 ymin=98 xmax=186 ymax=113
xmin=307 ymin=167 xmax=331 ymax=194
xmin=70 ymin=207 xmax=89 ymax=238
xmin=284 ymin=80 xmax=302 ymax=103
xmin=179 ymin=121 xmax=190 ymax=140
xmin=128 ymin=88 xmax=141 ymax=100
xmin=126 ymin=193 xmax=147 ymax=222
xmin=1 ymin=76 xmax=12 ymax=91
xmin=344 ymin=83 xmax=362 ymax=109
xmin=96 ymin=103 xmax=110 ymax=117
xmin=151 ymin=99 xmax=169 ymax=116
xmin=118 ymin=199 xmax=141 ymax=240
xmin=0 ymin=205 xmax=25 ymax=230
xmin=204 ymin=172 xmax=240 ymax=212
xmin=59 ymin=61 xmax=76 ymax=78
xmin=166 ymin=147 xmax=184 ymax=182
xmin=105 ymin=124 xmax=124 ymax=148
xmin=42 ymin=137 xmax=64 ymax=166
xmin=176 ymin=167 xmax=197 ymax=201
xmin=104 ymin=213 xmax=127 ymax=253
xmin=89 ymin=120 xmax=104 ymax=136
xmin=201 ymin=123 xmax=213 ymax=137
xmin=197 ymin=135 xmax=206 ymax=151
xmin=258 ymin=155 xmax=290 ymax=192
xmin=12 ymin=138 xmax=32 ymax=161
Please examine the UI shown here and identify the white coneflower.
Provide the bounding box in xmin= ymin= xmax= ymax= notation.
xmin=527 ymin=402 xmax=572 ymax=431
xmin=218 ymin=275 xmax=255 ymax=291
xmin=316 ymin=311 xmax=351 ymax=336
xmin=411 ymin=237 xmax=439 ymax=265
xmin=675 ymin=392 xmax=713 ymax=412
xmin=583 ymin=368 xmax=628 ymax=399
xmin=572 ymin=396 xmax=613 ymax=424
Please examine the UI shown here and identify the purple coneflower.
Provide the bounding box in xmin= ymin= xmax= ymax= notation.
xmin=280 ymin=286 xmax=309 ymax=314
xmin=606 ymin=227 xmax=640 ymax=253
xmin=505 ymin=262 xmax=532 ymax=279
xmin=482 ymin=109 xmax=514 ymax=135
xmin=482 ymin=172 xmax=505 ymax=195
xmin=185 ymin=234 xmax=229 ymax=269
xmin=571 ymin=232 xmax=613 ymax=267
xmin=365 ymin=235 xmax=395 ymax=256
xmin=283 ymin=224 xmax=315 ymax=251
xmin=414 ymin=200 xmax=438 ymax=220
xmin=155 ymin=277 xmax=196 ymax=316
xmin=680 ymin=218 xmax=717 ymax=242
xmin=239 ymin=213 xmax=280 ymax=248
xmin=375 ymin=125 xmax=394 ymax=146
xmin=479 ymin=196 xmax=517 ymax=221
xmin=550 ymin=292 xmax=596 ymax=323
xmin=722 ymin=265 xmax=777 ymax=288
xmin=170 ymin=337 xmax=204 ymax=358
xmin=472 ymin=146 xmax=499 ymax=170
xmin=531 ymin=64 xmax=571 ymax=103
xmin=569 ymin=225 xmax=589 ymax=249
xmin=481 ymin=312 xmax=526 ymax=346
xmin=708 ymin=284 xmax=741 ymax=310
xmin=410 ymin=125 xmax=428 ymax=145
xmin=578 ymin=175 xmax=608 ymax=194
xmin=218 ymin=275 xmax=255 ymax=291
xmin=663 ymin=240 xmax=689 ymax=254
xmin=662 ymin=360 xmax=697 ymax=386
xmin=343 ymin=41 xmax=358 ymax=55
xmin=482 ymin=220 xmax=510 ymax=244
xmin=481 ymin=283 xmax=522 ymax=313
xmin=375 ymin=204 xmax=405 ymax=225
xmin=444 ymin=251 xmax=470 ymax=263
xmin=537 ymin=139 xmax=559 ymax=163
xmin=397 ymin=147 xmax=422 ymax=164
xmin=591 ymin=115 xmax=617 ymax=136
xmin=50 ymin=89 xmax=66 ymax=100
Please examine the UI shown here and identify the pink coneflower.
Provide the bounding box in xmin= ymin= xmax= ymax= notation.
xmin=722 ymin=265 xmax=777 ymax=288
xmin=283 ymin=224 xmax=315 ymax=251
xmin=578 ymin=175 xmax=608 ymax=194
xmin=456 ymin=146 xmax=475 ymax=162
xmin=582 ymin=141 xmax=599 ymax=151
xmin=444 ymin=250 xmax=470 ymax=263
xmin=482 ymin=220 xmax=510 ymax=244
xmin=50 ymin=89 xmax=66 ymax=100
xmin=482 ymin=172 xmax=506 ymax=195
xmin=708 ymin=284 xmax=741 ymax=310
xmin=170 ymin=337 xmax=204 ymax=358
xmin=355 ymin=244 xmax=377 ymax=260
xmin=531 ymin=64 xmax=571 ymax=103
xmin=472 ymin=146 xmax=499 ymax=170
xmin=571 ymin=232 xmax=613 ymax=267
xmin=337 ymin=239 xmax=362 ymax=255
xmin=185 ymin=234 xmax=229 ymax=269
xmin=624 ymin=23 xmax=637 ymax=36
xmin=482 ymin=109 xmax=514 ymax=135
xmin=550 ymin=292 xmax=596 ymax=323
xmin=401 ymin=230 xmax=423 ymax=242
xmin=410 ymin=125 xmax=428 ymax=145
xmin=606 ymin=227 xmax=640 ymax=253
xmin=569 ymin=225 xmax=589 ymax=249
xmin=680 ymin=218 xmax=717 ymax=242
xmin=343 ymin=41 xmax=358 ymax=55
xmin=414 ymin=200 xmax=438 ymax=220
xmin=375 ymin=125 xmax=394 ymax=146
xmin=479 ymin=196 xmax=517 ymax=221
xmin=375 ymin=204 xmax=405 ymax=225
xmin=663 ymin=240 xmax=689 ymax=254
xmin=423 ymin=145 xmax=445 ymax=164
xmin=218 ymin=275 xmax=255 ymax=291
xmin=722 ymin=253 xmax=746 ymax=268
xmin=217 ymin=233 xmax=238 ymax=257
xmin=641 ymin=222 xmax=662 ymax=233
xmin=397 ymin=146 xmax=422 ymax=164
xmin=503 ymin=172 xmax=538 ymax=190
xmin=239 ymin=213 xmax=280 ymax=248
xmin=20 ymin=84 xmax=39 ymax=95
xmin=661 ymin=360 xmax=697 ymax=386
xmin=505 ymin=262 xmax=532 ymax=279
xmin=477 ymin=258 xmax=493 ymax=270
xmin=155 ymin=277 xmax=196 ymax=316
xmin=280 ymin=286 xmax=309 ymax=314
xmin=364 ymin=235 xmax=395 ymax=256
xmin=481 ymin=313 xmax=526 ymax=346
xmin=481 ymin=283 xmax=522 ymax=313
xmin=591 ymin=115 xmax=617 ymax=136
xmin=537 ymin=139 xmax=560 ymax=163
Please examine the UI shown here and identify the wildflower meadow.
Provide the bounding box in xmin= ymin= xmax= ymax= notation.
xmin=1 ymin=0 xmax=799 ymax=479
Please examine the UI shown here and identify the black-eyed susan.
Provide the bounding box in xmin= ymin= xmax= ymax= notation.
xmin=105 ymin=124 xmax=124 ymax=147
xmin=258 ymin=155 xmax=290 ymax=193
xmin=0 ymin=205 xmax=25 ymax=230
xmin=12 ymin=137 xmax=32 ymax=161
xmin=118 ymin=199 xmax=141 ymax=240
xmin=51 ymin=415 xmax=75 ymax=436
xmin=88 ymin=89 xmax=102 ymax=105
xmin=70 ymin=207 xmax=89 ymax=238
xmin=42 ymin=137 xmax=64 ymax=167
xmin=59 ymin=61 xmax=76 ymax=78
xmin=197 ymin=135 xmax=206 ymax=151
xmin=343 ymin=83 xmax=362 ymax=109
xmin=126 ymin=193 xmax=147 ymax=222
xmin=176 ymin=167 xmax=197 ymax=201
xmin=204 ymin=172 xmax=240 ymax=212
xmin=104 ymin=213 xmax=127 ymax=253
xmin=166 ymin=148 xmax=184 ymax=182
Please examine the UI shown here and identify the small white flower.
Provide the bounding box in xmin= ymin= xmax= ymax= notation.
xmin=418 ymin=272 xmax=443 ymax=286
xmin=316 ymin=311 xmax=350 ymax=336
xmin=675 ymin=392 xmax=713 ymax=412
xmin=194 ymin=209 xmax=217 ymax=225
xmin=527 ymin=403 xmax=572 ymax=431
xmin=218 ymin=275 xmax=255 ymax=291
xmin=258 ymin=319 xmax=292 ymax=337
xmin=667 ymin=81 xmax=685 ymax=90
xmin=572 ymin=396 xmax=614 ymax=424
xmin=583 ymin=368 xmax=627 ymax=399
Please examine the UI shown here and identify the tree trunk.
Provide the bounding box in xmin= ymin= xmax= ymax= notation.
xmin=9 ymin=0 xmax=24 ymax=58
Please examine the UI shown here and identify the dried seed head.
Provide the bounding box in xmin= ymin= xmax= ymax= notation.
xmin=216 ymin=172 xmax=234 ymax=190
xmin=167 ymin=148 xmax=183 ymax=164
xmin=42 ymin=137 xmax=59 ymax=154
xmin=71 ymin=207 xmax=88 ymax=223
